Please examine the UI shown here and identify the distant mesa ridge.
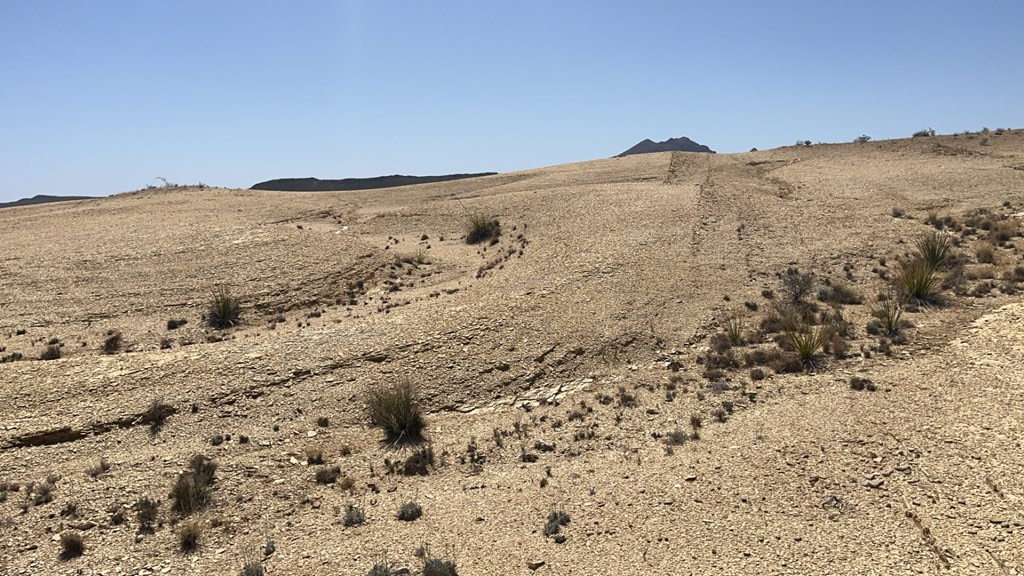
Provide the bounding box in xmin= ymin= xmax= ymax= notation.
xmin=0 ymin=194 xmax=94 ymax=210
xmin=250 ymin=173 xmax=497 ymax=192
xmin=616 ymin=136 xmax=715 ymax=157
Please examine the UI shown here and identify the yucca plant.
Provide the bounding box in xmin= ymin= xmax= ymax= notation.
xmin=871 ymin=298 xmax=903 ymax=337
xmin=915 ymin=231 xmax=952 ymax=270
xmin=725 ymin=317 xmax=744 ymax=346
xmin=785 ymin=324 xmax=829 ymax=366
xmin=207 ymin=287 xmax=240 ymax=328
xmin=366 ymin=380 xmax=426 ymax=443
xmin=895 ymin=257 xmax=940 ymax=302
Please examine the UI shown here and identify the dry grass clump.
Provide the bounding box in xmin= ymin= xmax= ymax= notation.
xmin=975 ymin=244 xmax=995 ymax=264
xmin=170 ymin=455 xmax=217 ymax=516
xmin=207 ymin=286 xmax=241 ymax=329
xmin=367 ymin=380 xmax=426 ymax=443
xmin=465 ymin=214 xmax=501 ymax=245
xmin=177 ymin=520 xmax=202 ymax=553
xmin=817 ymin=281 xmax=862 ymax=305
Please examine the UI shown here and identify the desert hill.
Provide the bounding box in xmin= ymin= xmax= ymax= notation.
xmin=0 ymin=194 xmax=95 ymax=210
xmin=1 ymin=131 xmax=1023 ymax=575
xmin=616 ymin=136 xmax=715 ymax=156
xmin=250 ymin=173 xmax=497 ymax=192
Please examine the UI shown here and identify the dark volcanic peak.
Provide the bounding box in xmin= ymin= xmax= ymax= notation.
xmin=0 ymin=194 xmax=95 ymax=210
xmin=250 ymin=173 xmax=497 ymax=192
xmin=616 ymin=136 xmax=715 ymax=157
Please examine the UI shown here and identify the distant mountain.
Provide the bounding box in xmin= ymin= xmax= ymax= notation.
xmin=250 ymin=173 xmax=497 ymax=192
xmin=0 ymin=194 xmax=95 ymax=210
xmin=616 ymin=137 xmax=715 ymax=157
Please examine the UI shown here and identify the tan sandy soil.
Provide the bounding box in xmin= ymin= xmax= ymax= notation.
xmin=1 ymin=130 xmax=1023 ymax=575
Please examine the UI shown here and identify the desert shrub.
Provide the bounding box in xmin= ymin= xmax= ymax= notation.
xmin=544 ymin=509 xmax=571 ymax=537
xmin=850 ymin=376 xmax=876 ymax=391
xmin=367 ymin=560 xmax=395 ymax=576
xmin=854 ymin=135 xmax=871 ymax=144
xmin=102 ymin=330 xmax=122 ymax=354
xmin=724 ymin=318 xmax=744 ymax=346
xmin=397 ymin=501 xmax=423 ymax=521
xmin=616 ymin=386 xmax=639 ymax=408
xmin=703 ymin=351 xmax=738 ymax=370
xmin=304 ymin=447 xmax=324 ymax=465
xmin=30 ymin=480 xmax=55 ymax=505
xmin=39 ymin=344 xmax=61 ymax=360
xmin=343 ymin=503 xmax=366 ymax=527
xmin=242 ymin=560 xmax=265 ymax=576
xmin=989 ymin=220 xmax=1018 ymax=244
xmin=895 ymin=258 xmax=940 ymax=303
xmin=177 ymin=520 xmax=202 ymax=553
xmin=817 ymin=281 xmax=862 ymax=305
xmin=146 ymin=398 xmax=173 ymax=434
xmin=316 ymin=466 xmax=341 ymax=484
xmin=708 ymin=333 xmax=732 ymax=354
xmin=913 ymin=128 xmax=936 ymax=137
xmin=207 ymin=287 xmax=241 ymax=329
xmin=975 ymin=245 xmax=995 ymax=264
xmin=170 ymin=455 xmax=216 ymax=515
xmin=664 ymin=427 xmax=691 ymax=445
xmin=59 ymin=531 xmax=84 ymax=560
xmin=135 ymin=497 xmax=159 ymax=532
xmin=916 ymin=231 xmax=953 ymax=270
xmin=423 ymin=555 xmax=459 ymax=576
xmin=385 ymin=445 xmax=435 ymax=476
xmin=781 ymin=267 xmax=815 ymax=304
xmin=366 ymin=380 xmax=426 ymax=443
xmin=465 ymin=215 xmax=501 ymax=245
xmin=749 ymin=367 xmax=767 ymax=380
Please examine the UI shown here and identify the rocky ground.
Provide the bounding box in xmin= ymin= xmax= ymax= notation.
xmin=1 ymin=130 xmax=1022 ymax=575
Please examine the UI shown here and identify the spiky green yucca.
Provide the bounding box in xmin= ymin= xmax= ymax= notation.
xmin=786 ymin=325 xmax=828 ymax=365
xmin=896 ymin=257 xmax=940 ymax=302
xmin=208 ymin=287 xmax=240 ymax=328
xmin=872 ymin=298 xmax=904 ymax=336
xmin=915 ymin=231 xmax=952 ymax=270
xmin=725 ymin=318 xmax=744 ymax=346
xmin=367 ymin=381 xmax=426 ymax=442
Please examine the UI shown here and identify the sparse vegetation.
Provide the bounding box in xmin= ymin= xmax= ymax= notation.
xmin=59 ymin=531 xmax=84 ymax=560
xmin=208 ymin=286 xmax=241 ymax=329
xmin=316 ymin=466 xmax=341 ymax=484
xmin=39 ymin=343 xmax=61 ymax=360
xmin=466 ymin=214 xmax=501 ymax=245
xmin=913 ymin=128 xmax=936 ymax=137
xmin=102 ymin=330 xmax=122 ymax=353
xmin=397 ymin=501 xmax=423 ymax=521
xmin=895 ymin=257 xmax=940 ymax=303
xmin=86 ymin=458 xmax=110 ymax=478
xmin=868 ymin=298 xmax=904 ymax=337
xmin=366 ymin=380 xmax=426 ymax=443
xmin=177 ymin=520 xmax=202 ymax=553
xmin=543 ymin=509 xmax=571 ymax=537
xmin=343 ymin=503 xmax=366 ymax=527
xmin=854 ymin=135 xmax=871 ymax=144
xmin=170 ymin=455 xmax=217 ymax=516
xmin=916 ymin=231 xmax=953 ymax=270
xmin=786 ymin=324 xmax=828 ymax=366
xmin=135 ymin=497 xmax=159 ymax=532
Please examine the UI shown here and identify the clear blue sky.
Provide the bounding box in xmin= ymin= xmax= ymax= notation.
xmin=2 ymin=1 xmax=1021 ymax=202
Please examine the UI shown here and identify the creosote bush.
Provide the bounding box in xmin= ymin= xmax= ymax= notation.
xmin=366 ymin=380 xmax=426 ymax=443
xmin=208 ymin=287 xmax=241 ymax=329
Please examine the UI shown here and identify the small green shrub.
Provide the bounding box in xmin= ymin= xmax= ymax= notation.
xmin=543 ymin=509 xmax=571 ymax=537
xmin=465 ymin=214 xmax=501 ymax=245
xmin=208 ymin=287 xmax=241 ymax=329
xmin=343 ymin=503 xmax=366 ymax=527
xmin=135 ymin=497 xmax=159 ymax=532
xmin=366 ymin=381 xmax=426 ymax=443
xmin=397 ymin=501 xmax=423 ymax=522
